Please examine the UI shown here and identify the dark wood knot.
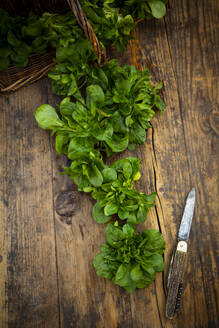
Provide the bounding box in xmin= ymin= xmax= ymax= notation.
xmin=55 ymin=190 xmax=80 ymax=223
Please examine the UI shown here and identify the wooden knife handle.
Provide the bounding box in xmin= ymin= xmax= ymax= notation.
xmin=166 ymin=241 xmax=187 ymax=319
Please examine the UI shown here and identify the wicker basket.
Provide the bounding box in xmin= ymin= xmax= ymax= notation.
xmin=0 ymin=0 xmax=105 ymax=93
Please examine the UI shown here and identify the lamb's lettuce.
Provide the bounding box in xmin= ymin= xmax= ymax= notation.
xmin=94 ymin=222 xmax=165 ymax=292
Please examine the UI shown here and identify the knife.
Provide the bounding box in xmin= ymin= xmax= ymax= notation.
xmin=166 ymin=188 xmax=196 ymax=319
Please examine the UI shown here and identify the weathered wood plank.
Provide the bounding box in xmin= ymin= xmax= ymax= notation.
xmin=45 ymin=1 xmax=219 ymax=326
xmin=0 ymin=81 xmax=60 ymax=327
xmin=164 ymin=0 xmax=219 ymax=327
xmin=47 ymin=15 xmax=191 ymax=328
xmin=128 ymin=17 xmax=191 ymax=328
xmin=46 ymin=87 xmax=134 ymax=328
xmin=0 ymin=0 xmax=218 ymax=327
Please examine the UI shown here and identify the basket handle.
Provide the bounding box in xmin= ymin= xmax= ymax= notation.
xmin=66 ymin=0 xmax=106 ymax=65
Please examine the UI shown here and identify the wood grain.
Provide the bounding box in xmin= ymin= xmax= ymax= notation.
xmin=164 ymin=0 xmax=219 ymax=326
xmin=0 ymin=0 xmax=218 ymax=327
xmin=0 ymin=81 xmax=60 ymax=327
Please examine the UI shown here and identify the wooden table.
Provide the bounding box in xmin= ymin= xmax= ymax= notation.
xmin=0 ymin=1 xmax=218 ymax=327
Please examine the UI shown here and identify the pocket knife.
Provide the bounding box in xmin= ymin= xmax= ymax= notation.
xmin=166 ymin=188 xmax=196 ymax=319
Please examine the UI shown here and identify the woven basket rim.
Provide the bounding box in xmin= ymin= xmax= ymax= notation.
xmin=0 ymin=0 xmax=105 ymax=93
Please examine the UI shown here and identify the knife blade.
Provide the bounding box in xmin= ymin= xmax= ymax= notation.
xmin=166 ymin=188 xmax=196 ymax=319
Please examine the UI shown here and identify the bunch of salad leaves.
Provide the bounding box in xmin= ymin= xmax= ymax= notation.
xmin=35 ymin=68 xmax=166 ymax=291
xmin=63 ymin=155 xmax=156 ymax=225
xmin=0 ymin=9 xmax=83 ymax=71
xmin=80 ymin=0 xmax=167 ymax=21
xmin=23 ymin=12 xmax=83 ymax=54
xmin=35 ymin=95 xmax=158 ymax=225
xmin=46 ymin=60 xmax=165 ymax=155
xmin=91 ymin=60 xmax=165 ymax=153
xmin=90 ymin=157 xmax=156 ymax=224
xmin=0 ymin=8 xmax=30 ymax=70
xmin=36 ymin=90 xmax=158 ymax=223
xmin=29 ymin=1 xmax=167 ymax=292
xmin=94 ymin=221 xmax=165 ymax=292
xmin=103 ymin=0 xmax=167 ymax=20
xmin=48 ymin=38 xmax=97 ymax=96
xmin=80 ymin=0 xmax=135 ymax=51
xmin=0 ymin=0 xmax=168 ymax=72
xmin=0 ymin=6 xmax=133 ymax=71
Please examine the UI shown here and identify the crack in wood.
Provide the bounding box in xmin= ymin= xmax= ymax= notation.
xmin=151 ymin=125 xmax=158 ymax=165
xmin=150 ymin=125 xmax=168 ymax=312
xmin=151 ymin=124 xmax=164 ymax=234
xmin=154 ymin=281 xmax=164 ymax=328
xmin=50 ymin=134 xmax=61 ymax=328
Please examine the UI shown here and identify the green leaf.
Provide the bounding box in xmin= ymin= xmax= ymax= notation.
xmin=135 ymin=272 xmax=155 ymax=288
xmin=22 ymin=22 xmax=43 ymax=37
xmin=115 ymin=79 xmax=131 ymax=95
xmin=67 ymin=78 xmax=78 ymax=96
xmin=148 ymin=0 xmax=166 ymax=19
xmin=55 ymin=133 xmax=69 ymax=155
xmin=106 ymin=222 xmax=124 ymax=245
xmin=143 ymin=192 xmax=157 ymax=203
xmin=86 ymin=84 xmax=105 ymax=105
xmin=122 ymin=223 xmax=135 ymax=238
xmin=102 ymin=168 xmax=117 ymax=182
xmin=92 ymin=202 xmax=112 ymax=223
xmin=154 ymin=94 xmax=166 ymax=111
xmin=110 ymin=158 xmax=127 ymax=171
xmin=92 ymin=122 xmax=113 ymax=141
xmin=149 ymin=254 xmax=165 ymax=271
xmin=126 ymin=213 xmax=137 ymax=224
xmin=71 ymin=102 xmax=88 ymax=124
xmin=0 ymin=57 xmax=10 ymax=71
xmin=125 ymin=115 xmax=134 ymax=127
xmin=104 ymin=202 xmax=119 ymax=216
xmin=7 ymin=31 xmax=21 ymax=47
xmin=10 ymin=53 xmax=28 ymax=67
xmin=60 ymin=97 xmax=75 ymax=116
xmin=137 ymin=206 xmax=147 ymax=223
xmin=110 ymin=112 xmax=128 ymax=134
xmin=93 ymin=253 xmax=114 ymax=279
xmin=114 ymin=264 xmax=133 ymax=288
xmin=124 ymin=203 xmax=139 ymax=211
xmin=123 ymin=160 xmax=132 ymax=179
xmin=131 ymin=264 xmax=143 ymax=282
xmin=118 ymin=15 xmax=135 ymax=35
xmin=87 ymin=163 xmax=103 ymax=187
xmin=16 ymin=43 xmax=32 ymax=56
xmin=83 ymin=186 xmax=93 ymax=193
xmin=129 ymin=122 xmax=146 ymax=145
xmin=118 ymin=208 xmax=129 ymax=220
xmin=105 ymin=133 xmax=129 ymax=153
xmin=35 ymin=104 xmax=64 ymax=130
xmin=142 ymin=229 xmax=165 ymax=254
xmin=56 ymin=46 xmax=74 ymax=63
xmin=68 ymin=138 xmax=94 ymax=156
xmin=127 ymin=157 xmax=141 ymax=179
